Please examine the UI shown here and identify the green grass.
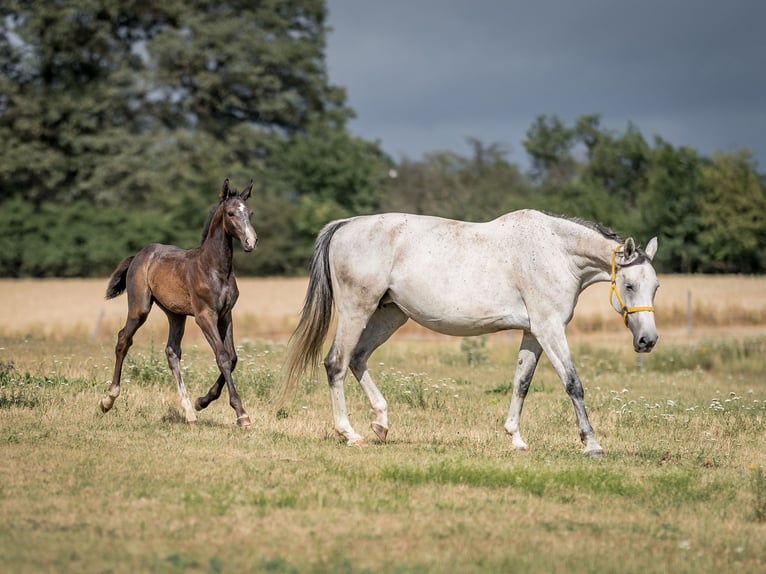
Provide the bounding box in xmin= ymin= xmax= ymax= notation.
xmin=0 ymin=334 xmax=765 ymax=573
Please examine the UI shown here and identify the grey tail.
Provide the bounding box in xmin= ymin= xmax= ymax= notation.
xmin=278 ymin=219 xmax=350 ymax=404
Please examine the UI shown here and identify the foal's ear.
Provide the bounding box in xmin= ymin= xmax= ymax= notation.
xmin=220 ymin=178 xmax=231 ymax=200
xmin=644 ymin=237 xmax=658 ymax=261
xmin=240 ymin=179 xmax=253 ymax=201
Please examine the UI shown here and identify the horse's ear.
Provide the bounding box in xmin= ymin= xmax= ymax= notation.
xmin=644 ymin=237 xmax=658 ymax=261
xmin=220 ymin=178 xmax=231 ymax=200
xmin=623 ymin=237 xmax=636 ymax=261
xmin=241 ymin=179 xmax=253 ymax=201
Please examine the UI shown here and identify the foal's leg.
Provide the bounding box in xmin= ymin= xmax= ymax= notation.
xmin=348 ymin=304 xmax=408 ymax=442
xmin=194 ymin=310 xmax=250 ymax=427
xmin=503 ymin=331 xmax=543 ymax=451
xmin=536 ymin=326 xmax=604 ymax=457
xmin=164 ymin=312 xmax=197 ymax=424
xmin=100 ymin=291 xmax=151 ymax=413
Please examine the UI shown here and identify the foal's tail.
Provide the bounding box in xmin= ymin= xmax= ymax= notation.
xmin=105 ymin=256 xmax=135 ymax=299
xmin=280 ymin=220 xmax=350 ymax=403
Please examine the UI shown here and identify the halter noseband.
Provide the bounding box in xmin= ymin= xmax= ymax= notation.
xmin=610 ymin=244 xmax=655 ymax=327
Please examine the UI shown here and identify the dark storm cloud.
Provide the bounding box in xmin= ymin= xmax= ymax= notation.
xmin=325 ymin=0 xmax=766 ymax=167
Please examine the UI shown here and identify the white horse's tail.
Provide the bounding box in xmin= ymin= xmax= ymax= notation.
xmin=280 ymin=219 xmax=350 ymax=403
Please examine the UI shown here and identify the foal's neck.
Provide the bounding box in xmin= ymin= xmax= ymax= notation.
xmin=201 ymin=209 xmax=234 ymax=276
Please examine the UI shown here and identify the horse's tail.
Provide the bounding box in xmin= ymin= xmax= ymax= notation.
xmin=105 ymin=256 xmax=135 ymax=299
xmin=279 ymin=219 xmax=350 ymax=404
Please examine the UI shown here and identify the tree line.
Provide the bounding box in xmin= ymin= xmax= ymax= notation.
xmin=1 ymin=1 xmax=765 ymax=277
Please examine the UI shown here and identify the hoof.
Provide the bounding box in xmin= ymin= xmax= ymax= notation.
xmin=236 ymin=414 xmax=252 ymax=428
xmin=510 ymin=437 xmax=529 ymax=452
xmin=370 ymin=422 xmax=388 ymax=442
xmin=347 ymin=437 xmax=367 ymax=447
xmin=194 ymin=398 xmax=205 ymax=411
xmin=99 ymin=397 xmax=112 ymax=413
xmin=584 ymin=447 xmax=605 ymax=458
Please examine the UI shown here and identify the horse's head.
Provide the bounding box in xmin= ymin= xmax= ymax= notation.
xmin=220 ymin=179 xmax=257 ymax=252
xmin=610 ymin=237 xmax=659 ymax=353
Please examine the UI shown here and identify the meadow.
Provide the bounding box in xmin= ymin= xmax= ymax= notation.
xmin=0 ymin=276 xmax=765 ymax=573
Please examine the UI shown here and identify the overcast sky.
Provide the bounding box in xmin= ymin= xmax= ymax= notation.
xmin=324 ymin=1 xmax=766 ymax=170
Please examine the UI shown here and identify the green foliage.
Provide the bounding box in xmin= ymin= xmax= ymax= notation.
xmin=0 ymin=360 xmax=89 ymax=408
xmin=380 ymin=461 xmax=634 ymax=497
xmin=1 ymin=0 xmax=765 ymax=277
xmin=697 ymin=151 xmax=766 ymax=273
xmin=644 ymin=336 xmax=766 ymax=375
xmin=0 ymin=0 xmax=386 ymax=278
xmin=460 ymin=336 xmax=488 ymax=367
xmin=750 ymin=465 xmax=766 ymax=523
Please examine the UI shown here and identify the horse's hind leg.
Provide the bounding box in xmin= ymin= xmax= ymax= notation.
xmin=100 ymin=293 xmax=151 ymax=413
xmin=348 ymin=304 xmax=408 ymax=442
xmin=324 ymin=309 xmax=379 ymax=446
xmin=503 ymin=331 xmax=543 ymax=451
xmin=164 ymin=312 xmax=197 ymax=424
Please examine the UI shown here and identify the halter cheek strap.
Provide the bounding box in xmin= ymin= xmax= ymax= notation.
xmin=610 ymin=244 xmax=655 ymax=327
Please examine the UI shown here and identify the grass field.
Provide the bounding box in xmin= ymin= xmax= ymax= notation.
xmin=1 ymin=276 xmax=765 ymax=572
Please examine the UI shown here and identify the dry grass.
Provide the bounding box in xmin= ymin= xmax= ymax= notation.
xmin=0 ymin=331 xmax=765 ymax=573
xmin=1 ymin=274 xmax=765 ymax=572
xmin=2 ymin=275 xmax=765 ymax=347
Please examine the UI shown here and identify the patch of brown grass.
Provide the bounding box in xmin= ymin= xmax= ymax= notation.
xmin=1 ymin=275 xmax=765 ymax=345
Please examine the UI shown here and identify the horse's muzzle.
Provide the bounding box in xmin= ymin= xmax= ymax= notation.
xmin=243 ymin=236 xmax=257 ymax=252
xmin=634 ymin=333 xmax=658 ymax=353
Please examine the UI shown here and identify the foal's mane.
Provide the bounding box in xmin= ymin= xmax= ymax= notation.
xmin=200 ymin=203 xmax=221 ymax=244
xmin=199 ymin=184 xmax=241 ymax=244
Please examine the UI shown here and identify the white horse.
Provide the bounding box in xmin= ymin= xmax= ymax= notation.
xmin=283 ymin=209 xmax=659 ymax=456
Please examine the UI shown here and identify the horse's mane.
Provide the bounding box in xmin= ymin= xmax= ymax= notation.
xmin=542 ymin=211 xmax=625 ymax=243
xmin=200 ymin=201 xmax=223 ymax=244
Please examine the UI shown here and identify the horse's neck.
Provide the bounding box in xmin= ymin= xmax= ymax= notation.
xmin=201 ymin=216 xmax=234 ymax=275
xmin=566 ymin=232 xmax=619 ymax=290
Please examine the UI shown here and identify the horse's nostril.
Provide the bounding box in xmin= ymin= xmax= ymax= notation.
xmin=638 ymin=336 xmax=656 ymax=351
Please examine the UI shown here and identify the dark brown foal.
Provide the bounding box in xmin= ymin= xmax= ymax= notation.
xmin=100 ymin=179 xmax=257 ymax=426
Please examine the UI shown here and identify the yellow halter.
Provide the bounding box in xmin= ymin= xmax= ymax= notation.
xmin=610 ymin=244 xmax=655 ymax=327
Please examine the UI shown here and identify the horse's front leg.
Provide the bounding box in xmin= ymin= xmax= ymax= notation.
xmin=195 ymin=311 xmax=250 ymax=427
xmin=503 ymin=331 xmax=543 ymax=451
xmin=536 ymin=327 xmax=604 ymax=457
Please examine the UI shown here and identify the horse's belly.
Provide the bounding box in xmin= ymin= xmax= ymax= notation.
xmin=389 ymin=289 xmax=530 ymax=336
xmin=152 ymin=282 xmax=194 ymax=315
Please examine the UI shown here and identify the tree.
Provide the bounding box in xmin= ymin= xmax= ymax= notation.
xmin=382 ymin=140 xmax=528 ymax=222
xmin=1 ymin=1 xmax=390 ymax=277
xmin=697 ymin=150 xmax=766 ymax=272
xmin=522 ymin=114 xmax=577 ymax=185
xmin=0 ymin=1 xmax=148 ymax=205
xmin=640 ymin=139 xmax=705 ymax=273
xmin=0 ymin=0 xmax=354 ymax=208
xmin=580 ymin=120 xmax=650 ymax=211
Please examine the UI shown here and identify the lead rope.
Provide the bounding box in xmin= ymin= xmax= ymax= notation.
xmin=610 ymin=244 xmax=655 ymax=327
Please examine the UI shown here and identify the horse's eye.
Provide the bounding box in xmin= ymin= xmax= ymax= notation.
xmin=227 ymin=210 xmax=236 ymax=217
xmin=625 ymin=283 xmax=634 ymax=292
